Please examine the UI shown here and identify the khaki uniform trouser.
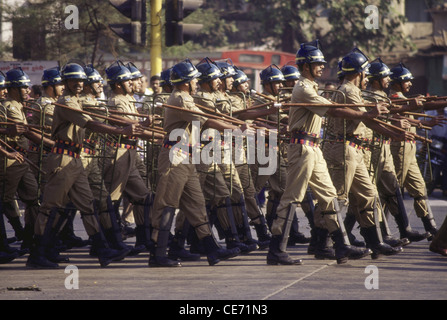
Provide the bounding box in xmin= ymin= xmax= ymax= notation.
xmin=27 ymin=151 xmax=49 ymax=194
xmin=198 ymin=160 xmax=245 ymax=230
xmin=0 ymin=157 xmax=39 ymax=225
xmin=235 ymin=163 xmax=263 ymax=225
xmin=324 ymin=143 xmax=376 ymax=228
xmin=390 ymin=141 xmax=428 ymax=218
xmin=35 ymin=154 xmax=100 ymax=236
xmin=371 ymin=143 xmax=401 ymax=217
xmin=251 ymin=145 xmax=286 ymax=203
xmin=271 ymin=144 xmax=339 ymax=235
xmin=103 ymin=148 xmax=151 ymax=226
xmin=152 ymin=148 xmax=211 ymax=241
xmin=81 ymin=152 xmax=112 ymax=229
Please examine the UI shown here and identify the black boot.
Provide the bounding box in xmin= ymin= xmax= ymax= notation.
xmin=0 ymin=210 xmax=19 ymax=264
xmin=20 ymin=223 xmax=35 ymax=253
xmin=288 ymin=215 xmax=311 ymax=245
xmin=26 ymin=235 xmax=60 ymax=269
xmin=224 ymin=229 xmax=252 ymax=254
xmin=90 ymin=232 xmax=130 ymax=267
xmin=8 ymin=216 xmax=24 ymax=242
xmin=149 ymin=207 xmax=181 ymax=267
xmin=331 ymin=229 xmax=371 ymax=264
xmin=26 ymin=209 xmax=60 ymax=269
xmin=104 ymin=228 xmax=145 ymax=256
xmin=307 ymin=228 xmax=318 ymax=254
xmin=394 ymin=212 xmax=429 ymax=242
xmin=168 ymin=230 xmax=200 ymax=261
xmin=393 ymin=189 xmax=429 ymax=242
xmin=267 ymin=235 xmax=303 ymax=265
xmin=0 ymin=251 xmax=18 ymax=264
xmin=421 ymin=215 xmax=438 ymax=240
xmin=253 ymin=223 xmax=271 ymax=249
xmin=344 ymin=213 xmax=365 ymax=247
xmin=104 ymin=198 xmax=145 ymax=256
xmin=360 ymin=226 xmax=402 ymax=259
xmin=314 ymin=227 xmax=335 ymax=260
xmin=59 ymin=207 xmax=90 ymax=249
xmin=188 ymin=225 xmax=206 ymax=255
xmin=381 ymin=222 xmax=410 ymax=247
xmin=202 ymin=234 xmax=240 ymax=266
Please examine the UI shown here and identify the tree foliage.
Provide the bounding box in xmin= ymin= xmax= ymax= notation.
xmin=2 ymin=0 xmax=138 ymax=68
xmin=319 ymin=0 xmax=413 ymax=64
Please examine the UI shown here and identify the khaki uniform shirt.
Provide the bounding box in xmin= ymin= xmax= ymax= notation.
xmin=164 ymin=88 xmax=208 ymax=147
xmin=108 ymin=92 xmax=139 ymax=122
xmin=79 ymin=94 xmax=103 ymax=144
xmin=2 ymin=99 xmax=29 ymax=150
xmin=214 ymin=91 xmax=233 ymax=114
xmin=53 ymin=94 xmax=92 ymax=144
xmin=29 ymin=94 xmax=56 ymax=130
xmin=330 ymin=81 xmax=368 ymax=138
xmin=289 ymin=76 xmax=332 ymax=135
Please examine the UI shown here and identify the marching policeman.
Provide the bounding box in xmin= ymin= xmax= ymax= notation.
xmin=102 ymin=61 xmax=155 ymax=252
xmin=388 ymin=63 xmax=440 ymax=239
xmin=149 ymin=59 xmax=250 ymax=267
xmin=1 ymin=68 xmax=51 ymax=255
xmin=364 ymin=59 xmax=428 ymax=243
xmin=27 ymin=63 xmax=140 ymax=269
xmin=323 ymin=48 xmax=404 ymax=258
xmin=194 ymin=58 xmax=255 ymax=253
xmin=267 ymin=41 xmax=370 ymax=265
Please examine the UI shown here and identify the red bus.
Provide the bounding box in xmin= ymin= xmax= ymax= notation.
xmin=220 ymin=50 xmax=296 ymax=91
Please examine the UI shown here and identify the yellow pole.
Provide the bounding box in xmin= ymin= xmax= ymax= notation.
xmin=150 ymin=0 xmax=162 ymax=76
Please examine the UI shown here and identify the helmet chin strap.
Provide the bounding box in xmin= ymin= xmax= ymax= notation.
xmin=400 ymin=82 xmax=405 ymax=94
xmin=378 ymin=78 xmax=384 ymax=91
xmin=90 ymin=83 xmax=100 ymax=97
xmin=308 ymin=63 xmax=316 ymax=79
xmin=358 ymin=72 xmax=364 ymax=90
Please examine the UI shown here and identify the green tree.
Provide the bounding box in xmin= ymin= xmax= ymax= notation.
xmin=3 ymin=0 xmax=137 ymax=68
xmin=319 ymin=0 xmax=413 ymax=64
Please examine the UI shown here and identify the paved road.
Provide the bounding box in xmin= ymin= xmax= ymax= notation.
xmin=1 ymin=191 xmax=446 ymax=304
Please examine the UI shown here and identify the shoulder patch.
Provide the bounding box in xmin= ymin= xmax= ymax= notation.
xmin=299 ymin=81 xmax=309 ymax=88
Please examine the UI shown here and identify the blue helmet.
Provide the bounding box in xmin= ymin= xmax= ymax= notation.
xmin=5 ymin=67 xmax=31 ymax=88
xmin=160 ymin=68 xmax=172 ymax=87
xmin=296 ymin=40 xmax=326 ymax=65
xmin=281 ymin=65 xmax=300 ymax=81
xmin=61 ymin=63 xmax=87 ymax=81
xmin=0 ymin=71 xmax=7 ymax=88
xmin=341 ymin=48 xmax=370 ymax=75
xmin=106 ymin=60 xmax=133 ymax=84
xmin=232 ymin=68 xmax=249 ymax=88
xmin=215 ymin=60 xmax=237 ymax=79
xmin=126 ymin=62 xmax=143 ymax=79
xmin=83 ymin=64 xmax=103 ymax=84
xmin=170 ymin=59 xmax=201 ymax=85
xmin=390 ymin=63 xmax=414 ymax=83
xmin=260 ymin=65 xmax=285 ymax=85
xmin=367 ymin=58 xmax=392 ymax=81
xmin=41 ymin=67 xmax=63 ymax=87
xmin=196 ymin=57 xmax=223 ymax=84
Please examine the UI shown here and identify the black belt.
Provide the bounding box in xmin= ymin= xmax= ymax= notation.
xmin=52 ymin=140 xmax=82 ymax=158
xmin=290 ymin=131 xmax=321 ymax=145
